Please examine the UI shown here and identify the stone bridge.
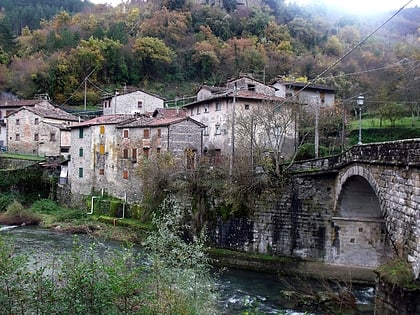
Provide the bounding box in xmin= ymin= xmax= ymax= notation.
xmin=212 ymin=139 xmax=420 ymax=278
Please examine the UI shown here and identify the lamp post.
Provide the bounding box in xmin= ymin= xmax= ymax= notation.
xmin=357 ymin=95 xmax=365 ymax=145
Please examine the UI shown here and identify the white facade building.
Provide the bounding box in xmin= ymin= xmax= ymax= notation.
xmin=102 ymin=90 xmax=166 ymax=115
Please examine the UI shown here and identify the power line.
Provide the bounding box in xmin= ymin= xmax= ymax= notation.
xmin=322 ymin=60 xmax=419 ymax=80
xmin=275 ymin=0 xmax=415 ymax=108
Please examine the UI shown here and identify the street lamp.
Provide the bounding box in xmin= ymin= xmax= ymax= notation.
xmin=357 ymin=95 xmax=365 ymax=145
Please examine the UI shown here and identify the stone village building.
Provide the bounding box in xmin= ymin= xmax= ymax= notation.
xmin=183 ymin=75 xmax=297 ymax=164
xmin=271 ymin=78 xmax=336 ymax=107
xmin=0 ymin=99 xmax=57 ymax=150
xmin=102 ymin=89 xmax=165 ymax=116
xmin=5 ymin=102 xmax=80 ymax=157
xmin=68 ymin=108 xmax=204 ymax=203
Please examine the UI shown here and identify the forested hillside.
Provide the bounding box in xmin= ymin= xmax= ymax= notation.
xmin=0 ymin=0 xmax=419 ymax=112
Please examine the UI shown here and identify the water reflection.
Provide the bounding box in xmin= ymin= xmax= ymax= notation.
xmin=2 ymin=226 xmax=375 ymax=314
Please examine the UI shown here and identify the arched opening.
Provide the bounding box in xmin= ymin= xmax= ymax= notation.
xmin=331 ymin=175 xmax=389 ymax=268
xmin=338 ymin=175 xmax=381 ymax=218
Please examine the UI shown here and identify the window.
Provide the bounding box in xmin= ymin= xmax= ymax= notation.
xmin=143 ymin=129 xmax=150 ymax=139
xmin=190 ymin=108 xmax=194 ymax=116
xmin=99 ymin=125 xmax=105 ymax=134
xmin=320 ymin=91 xmax=325 ymax=105
xmin=99 ymin=144 xmax=105 ymax=155
xmin=215 ymin=124 xmax=221 ymax=135
xmin=156 ymin=148 xmax=161 ymax=156
xmin=79 ymin=128 xmax=84 ymax=138
xmin=79 ymin=147 xmax=84 ymax=157
xmin=99 ymin=168 xmax=104 ymax=175
xmin=203 ymin=126 xmax=209 ymax=136
xmin=143 ymin=148 xmax=149 ymax=159
xmin=204 ymin=104 xmax=209 ymax=113
xmin=244 ymin=104 xmax=250 ymax=110
xmin=34 ymin=118 xmax=39 ymax=125
xmin=50 ymin=132 xmax=56 ymax=142
xmin=123 ymin=169 xmax=129 ymax=179
xmin=157 ymin=128 xmax=161 ymax=138
xmin=16 ymin=119 xmax=20 ymax=125
xmin=132 ymin=148 xmax=137 ymax=161
xmin=286 ymin=92 xmax=293 ymax=98
xmin=216 ymin=102 xmax=221 ymax=111
xmin=123 ymin=148 xmax=129 ymax=159
xmin=196 ymin=106 xmax=200 ymax=114
xmin=247 ymin=84 xmax=255 ymax=91
xmin=123 ymin=129 xmax=129 ymax=138
xmin=137 ymin=101 xmax=143 ymax=108
xmin=34 ymin=133 xmax=39 ymax=141
xmin=15 ymin=134 xmax=20 ymax=141
xmin=78 ymin=168 xmax=84 ymax=178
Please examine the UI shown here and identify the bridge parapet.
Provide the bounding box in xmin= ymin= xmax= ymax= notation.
xmin=287 ymin=138 xmax=420 ymax=174
xmin=339 ymin=139 xmax=420 ymax=167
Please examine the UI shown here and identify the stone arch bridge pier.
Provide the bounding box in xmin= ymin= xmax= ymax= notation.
xmin=212 ymin=139 xmax=420 ymax=280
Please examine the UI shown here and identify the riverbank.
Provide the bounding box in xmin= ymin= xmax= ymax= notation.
xmin=209 ymin=248 xmax=376 ymax=284
xmin=0 ymin=207 xmax=376 ymax=285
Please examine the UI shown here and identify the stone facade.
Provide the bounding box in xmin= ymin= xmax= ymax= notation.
xmin=0 ymin=99 xmax=54 ymax=149
xmin=68 ymin=110 xmax=204 ymax=203
xmin=184 ymin=75 xmax=296 ymax=161
xmin=272 ymin=79 xmax=336 ymax=107
xmin=102 ymin=90 xmax=165 ymax=115
xmin=6 ymin=103 xmax=79 ymax=156
xmin=209 ymin=139 xmax=420 ymax=279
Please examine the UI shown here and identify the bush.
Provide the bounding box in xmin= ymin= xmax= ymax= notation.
xmin=348 ymin=127 xmax=420 ymax=144
xmin=295 ymin=143 xmax=328 ymax=161
xmin=30 ymin=199 xmax=59 ymax=214
xmin=376 ymin=258 xmax=417 ymax=288
xmin=0 ymin=201 xmax=40 ymax=225
xmin=0 ymin=196 xmax=218 ymax=314
xmin=0 ymin=193 xmax=17 ymax=211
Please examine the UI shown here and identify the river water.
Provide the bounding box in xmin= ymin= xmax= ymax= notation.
xmin=1 ymin=226 xmax=375 ymax=314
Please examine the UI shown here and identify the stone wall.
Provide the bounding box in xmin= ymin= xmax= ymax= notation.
xmin=207 ymin=139 xmax=420 ymax=276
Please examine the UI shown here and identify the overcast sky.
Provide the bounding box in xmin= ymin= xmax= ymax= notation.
xmin=90 ymin=0 xmax=420 ymax=14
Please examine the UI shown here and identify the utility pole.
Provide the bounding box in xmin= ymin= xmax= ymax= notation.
xmin=83 ymin=67 xmax=97 ymax=111
xmin=229 ymin=83 xmax=237 ymax=177
xmin=314 ymin=93 xmax=320 ymax=159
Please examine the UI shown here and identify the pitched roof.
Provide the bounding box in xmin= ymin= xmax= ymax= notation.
xmin=29 ymin=106 xmax=80 ymax=121
xmin=118 ymin=108 xmax=203 ymax=128
xmin=6 ymin=105 xmax=80 ymax=121
xmin=0 ymin=99 xmax=46 ymax=108
xmin=271 ymin=79 xmax=336 ymax=92
xmin=100 ymin=89 xmax=166 ymax=101
xmin=71 ymin=114 xmax=134 ymax=127
xmin=183 ymin=90 xmax=285 ymax=107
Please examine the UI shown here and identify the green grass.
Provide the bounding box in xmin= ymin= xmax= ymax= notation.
xmin=348 ymin=116 xmax=420 ymax=130
xmin=0 ymin=152 xmax=46 ymax=161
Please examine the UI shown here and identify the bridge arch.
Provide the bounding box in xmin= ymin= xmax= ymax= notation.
xmin=330 ymin=165 xmax=390 ymax=267
xmin=334 ymin=165 xmax=382 ymax=215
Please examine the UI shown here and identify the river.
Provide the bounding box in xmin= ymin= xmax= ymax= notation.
xmin=1 ymin=226 xmax=375 ymax=314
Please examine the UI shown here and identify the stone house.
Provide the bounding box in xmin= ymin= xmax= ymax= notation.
xmin=102 ymin=89 xmax=166 ymax=115
xmin=68 ymin=109 xmax=204 ymax=202
xmin=183 ymin=75 xmax=296 ymax=163
xmin=6 ymin=103 xmax=80 ymax=157
xmin=0 ymin=99 xmax=54 ymax=149
xmin=271 ymin=78 xmax=336 ymax=107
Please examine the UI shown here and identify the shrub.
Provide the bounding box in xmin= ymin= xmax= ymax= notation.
xmin=295 ymin=143 xmax=328 ymax=161
xmin=0 ymin=193 xmax=17 ymax=211
xmin=30 ymin=199 xmax=59 ymax=214
xmin=0 ymin=201 xmax=40 ymax=225
xmin=0 ymin=196 xmax=219 ymax=314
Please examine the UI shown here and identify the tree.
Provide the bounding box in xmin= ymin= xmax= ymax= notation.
xmin=235 ymin=100 xmax=297 ymax=175
xmin=377 ymin=102 xmax=407 ymax=127
xmin=132 ymin=36 xmax=174 ymax=76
